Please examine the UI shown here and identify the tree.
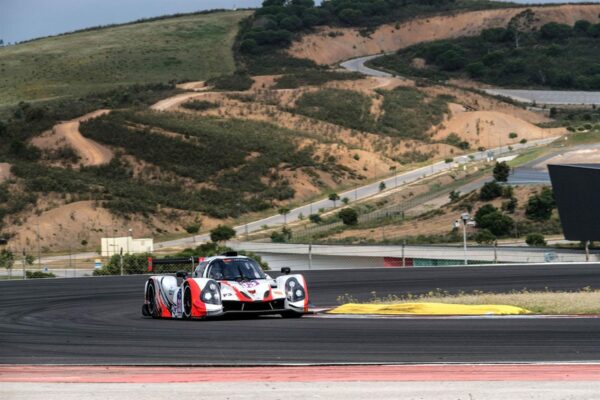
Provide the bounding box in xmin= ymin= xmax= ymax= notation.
xmin=479 ymin=181 xmax=503 ymax=200
xmin=478 ymin=211 xmax=514 ymax=237
xmin=210 ymin=225 xmax=236 ymax=243
xmin=341 ymin=197 xmax=350 ymax=205
xmin=0 ymin=249 xmax=14 ymax=271
xmin=574 ymin=20 xmax=592 ymax=35
xmin=280 ymin=15 xmax=303 ymax=31
xmin=525 ymin=188 xmax=555 ymax=221
xmin=0 ymin=120 xmax=6 ymax=137
xmin=475 ymin=229 xmax=496 ymax=245
xmin=540 ymin=22 xmax=572 ymax=40
xmin=379 ymin=181 xmax=386 ymax=191
xmin=338 ymin=8 xmax=363 ymax=25
xmin=493 ymin=161 xmax=511 ymax=182
xmin=338 ymin=208 xmax=358 ymax=226
xmin=328 ymin=193 xmax=340 ymax=207
xmin=240 ymin=39 xmax=258 ymax=54
xmin=278 ymin=206 xmax=291 ymax=224
xmin=507 ymin=9 xmax=536 ymax=49
xmin=526 ymin=233 xmax=546 ymax=247
xmin=185 ymin=224 xmax=201 ymax=234
xmin=474 ymin=204 xmax=498 ymax=226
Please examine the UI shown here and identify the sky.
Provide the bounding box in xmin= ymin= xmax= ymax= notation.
xmin=0 ymin=0 xmax=597 ymax=44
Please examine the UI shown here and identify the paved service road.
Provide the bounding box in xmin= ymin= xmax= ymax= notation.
xmin=340 ymin=53 xmax=600 ymax=106
xmin=2 ymin=264 xmax=600 ymax=364
xmin=485 ymin=89 xmax=600 ymax=106
xmin=340 ymin=54 xmax=393 ymax=77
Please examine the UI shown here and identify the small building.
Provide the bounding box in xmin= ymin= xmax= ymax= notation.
xmin=101 ymin=236 xmax=153 ymax=257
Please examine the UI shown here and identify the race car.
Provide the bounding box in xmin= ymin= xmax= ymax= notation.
xmin=142 ymin=252 xmax=309 ymax=319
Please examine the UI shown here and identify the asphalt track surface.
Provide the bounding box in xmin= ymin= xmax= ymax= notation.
xmin=2 ymin=264 xmax=600 ymax=365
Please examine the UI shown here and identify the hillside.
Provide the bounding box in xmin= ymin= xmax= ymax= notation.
xmin=0 ymin=10 xmax=250 ymax=111
xmin=371 ymin=19 xmax=600 ymax=90
xmin=0 ymin=2 xmax=587 ymax=253
xmin=288 ymin=4 xmax=600 ymax=65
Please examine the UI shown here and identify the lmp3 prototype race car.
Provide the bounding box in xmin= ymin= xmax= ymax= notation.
xmin=142 ymin=252 xmax=309 ymax=319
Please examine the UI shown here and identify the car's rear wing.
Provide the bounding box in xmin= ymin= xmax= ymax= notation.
xmin=147 ymin=256 xmax=205 ymax=273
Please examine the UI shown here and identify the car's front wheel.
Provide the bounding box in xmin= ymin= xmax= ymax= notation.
xmin=281 ymin=311 xmax=303 ymax=319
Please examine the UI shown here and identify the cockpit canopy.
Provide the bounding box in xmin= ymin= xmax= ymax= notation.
xmin=197 ymin=258 xmax=266 ymax=281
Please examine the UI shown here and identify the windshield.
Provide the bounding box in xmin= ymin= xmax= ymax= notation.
xmin=208 ymin=258 xmax=266 ymax=281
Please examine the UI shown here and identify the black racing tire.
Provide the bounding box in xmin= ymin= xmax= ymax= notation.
xmin=281 ymin=311 xmax=303 ymax=319
xmin=182 ymin=283 xmax=192 ymax=320
xmin=146 ymin=280 xmax=159 ymax=319
xmin=141 ymin=304 xmax=150 ymax=317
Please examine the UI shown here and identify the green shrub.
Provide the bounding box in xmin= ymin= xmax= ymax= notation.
xmin=474 ymin=204 xmax=498 ymax=226
xmin=478 ymin=211 xmax=514 ymax=237
xmin=207 ymin=73 xmax=254 ymax=91
xmin=25 ymin=271 xmax=56 ymax=279
xmin=274 ymin=71 xmax=362 ymax=89
xmin=338 ymin=208 xmax=358 ymax=226
xmin=309 ymin=214 xmax=322 ymax=223
xmin=479 ymin=181 xmax=503 ymax=200
xmin=474 ymin=229 xmax=496 ymax=245
xmin=378 ymin=87 xmax=447 ymax=140
xmin=493 ymin=161 xmax=510 ymax=182
xmin=210 ymin=225 xmax=236 ymax=243
xmin=525 ymin=188 xmax=555 ymax=221
xmin=295 ymin=88 xmax=375 ymax=132
xmin=526 ymin=232 xmax=547 ymax=247
xmin=501 ymin=197 xmax=517 ymax=213
xmin=181 ymin=100 xmax=218 ymax=111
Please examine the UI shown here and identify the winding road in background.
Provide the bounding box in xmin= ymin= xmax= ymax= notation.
xmin=2 ymin=264 xmax=600 ymax=364
xmin=341 ymin=52 xmax=600 ymax=106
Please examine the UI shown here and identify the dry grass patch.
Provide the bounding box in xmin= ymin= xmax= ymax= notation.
xmin=338 ymin=289 xmax=600 ymax=315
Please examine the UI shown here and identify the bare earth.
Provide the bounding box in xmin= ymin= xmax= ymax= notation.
xmin=31 ymin=110 xmax=113 ymax=167
xmin=433 ymin=110 xmax=565 ymax=149
xmin=289 ymin=5 xmax=600 ymax=65
xmin=0 ymin=163 xmax=11 ymax=183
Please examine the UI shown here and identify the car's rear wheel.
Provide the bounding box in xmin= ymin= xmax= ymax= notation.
xmin=183 ymin=283 xmax=192 ymax=320
xmin=146 ymin=280 xmax=159 ymax=319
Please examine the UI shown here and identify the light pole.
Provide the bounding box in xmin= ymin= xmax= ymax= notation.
xmin=454 ymin=212 xmax=474 ymax=266
xmin=127 ymin=228 xmax=132 ymax=255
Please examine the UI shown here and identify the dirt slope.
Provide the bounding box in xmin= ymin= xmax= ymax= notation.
xmin=31 ymin=110 xmax=114 ymax=166
xmin=434 ymin=110 xmax=565 ymax=148
xmin=10 ymin=200 xmax=224 ymax=252
xmin=0 ymin=163 xmax=11 ymax=183
xmin=289 ymin=4 xmax=600 ymax=65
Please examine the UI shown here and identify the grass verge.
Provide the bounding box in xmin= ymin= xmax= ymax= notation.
xmin=337 ymin=288 xmax=600 ymax=315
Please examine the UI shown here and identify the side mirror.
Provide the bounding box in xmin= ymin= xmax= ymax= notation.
xmin=281 ymin=267 xmax=291 ymax=275
xmin=176 ymin=271 xmax=188 ymax=279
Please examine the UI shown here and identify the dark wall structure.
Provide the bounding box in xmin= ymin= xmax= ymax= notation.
xmin=548 ymin=164 xmax=600 ymax=241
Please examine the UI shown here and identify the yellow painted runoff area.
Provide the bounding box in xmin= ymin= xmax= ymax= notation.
xmin=328 ymin=303 xmax=531 ymax=316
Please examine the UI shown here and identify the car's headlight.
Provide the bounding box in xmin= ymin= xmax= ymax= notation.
xmin=200 ymin=280 xmax=221 ymax=305
xmin=285 ymin=278 xmax=305 ymax=302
